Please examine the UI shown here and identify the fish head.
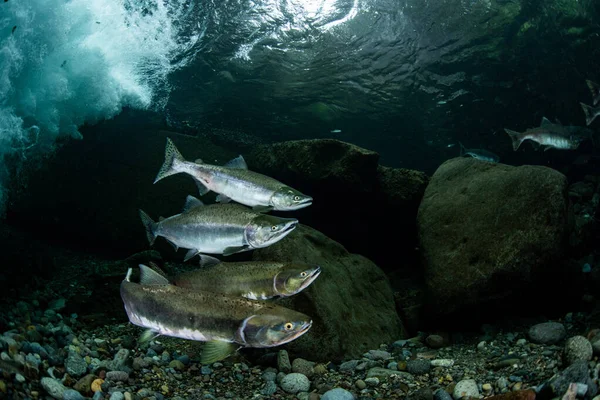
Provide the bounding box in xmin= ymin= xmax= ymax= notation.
xmin=239 ymin=310 xmax=312 ymax=348
xmin=270 ymin=187 xmax=313 ymax=211
xmin=246 ymin=215 xmax=298 ymax=248
xmin=274 ymin=264 xmax=321 ymax=296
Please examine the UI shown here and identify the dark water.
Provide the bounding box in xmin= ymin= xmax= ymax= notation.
xmin=2 ymin=0 xmax=600 ymax=399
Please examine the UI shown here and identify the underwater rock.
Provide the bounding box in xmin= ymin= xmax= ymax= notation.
xmin=528 ymin=322 xmax=566 ymax=345
xmin=253 ymin=224 xmax=404 ymax=362
xmin=248 ymin=138 xmax=428 ymax=281
xmin=418 ymin=158 xmax=569 ymax=319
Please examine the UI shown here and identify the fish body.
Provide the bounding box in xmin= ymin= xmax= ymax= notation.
xmin=139 ymin=196 xmax=298 ymax=262
xmin=459 ymin=142 xmax=499 ymax=162
xmin=120 ymin=266 xmax=312 ymax=363
xmin=581 ymin=102 xmax=600 ymax=126
xmin=505 ymin=117 xmax=588 ymax=151
xmin=164 ymin=261 xmax=321 ymax=300
xmin=154 ymin=138 xmax=312 ymax=212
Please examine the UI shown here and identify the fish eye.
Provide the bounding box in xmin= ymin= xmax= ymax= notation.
xmin=294 ymin=195 xmax=301 ymax=201
xmin=271 ymin=226 xmax=277 ymax=231
xmin=284 ymin=322 xmax=294 ymax=331
xmin=300 ymin=271 xmax=307 ymax=277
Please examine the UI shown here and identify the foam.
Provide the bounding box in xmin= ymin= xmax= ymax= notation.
xmin=0 ymin=0 xmax=203 ymax=213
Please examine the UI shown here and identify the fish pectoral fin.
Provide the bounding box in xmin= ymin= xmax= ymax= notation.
xmin=183 ymin=195 xmax=205 ymax=213
xmin=216 ymin=194 xmax=232 ymax=204
xmin=223 ymin=155 xmax=248 ymax=170
xmin=252 ymin=205 xmax=273 ymax=213
xmin=165 ymin=239 xmax=179 ymax=252
xmin=193 ymin=178 xmax=210 ymax=196
xmin=139 ymin=264 xmax=170 ymax=285
xmin=139 ymin=329 xmax=160 ymax=344
xmin=223 ymin=245 xmax=250 ymax=256
xmin=200 ymin=341 xmax=238 ymax=365
xmin=199 ymin=254 xmax=221 ymax=267
xmin=183 ymin=249 xmax=201 ymax=262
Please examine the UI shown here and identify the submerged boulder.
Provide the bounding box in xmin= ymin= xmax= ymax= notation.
xmin=252 ymin=224 xmax=404 ymax=362
xmin=417 ymin=158 xmax=570 ymax=319
xmin=247 ymin=139 xmax=428 ymax=277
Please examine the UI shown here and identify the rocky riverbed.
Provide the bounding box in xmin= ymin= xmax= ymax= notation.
xmin=1 ymin=249 xmax=599 ymax=400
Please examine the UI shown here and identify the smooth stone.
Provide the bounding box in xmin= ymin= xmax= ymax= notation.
xmin=321 ymin=388 xmax=356 ymax=400
xmin=528 ymin=322 xmax=566 ymax=345
xmin=453 ymin=379 xmax=479 ymax=400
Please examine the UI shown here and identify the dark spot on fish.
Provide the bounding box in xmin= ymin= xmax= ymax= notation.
xmin=189 ymin=315 xmax=195 ymax=324
xmin=61 ymin=60 xmax=67 ymax=68
xmin=11 ymin=26 xmax=16 ymax=34
xmin=96 ymin=21 xmax=101 ymax=24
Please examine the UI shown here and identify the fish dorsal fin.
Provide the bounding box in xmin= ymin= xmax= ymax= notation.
xmin=158 ymin=216 xmax=165 ymax=222
xmin=139 ymin=264 xmax=169 ymax=285
xmin=201 ymin=340 xmax=238 ymax=364
xmin=125 ymin=268 xmax=133 ymax=282
xmin=224 ymin=155 xmax=248 ymax=170
xmin=540 ymin=117 xmax=553 ymax=127
xmin=194 ymin=158 xmax=203 ymax=164
xmin=183 ymin=195 xmax=204 ymax=213
xmin=148 ymin=261 xmax=169 ymax=279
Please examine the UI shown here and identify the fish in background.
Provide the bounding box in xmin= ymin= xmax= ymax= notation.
xmin=139 ymin=195 xmax=298 ymax=265
xmin=459 ymin=142 xmax=500 ymax=163
xmin=146 ymin=261 xmax=321 ymax=300
xmin=120 ymin=265 xmax=312 ymax=364
xmin=154 ymin=138 xmax=313 ymax=213
xmin=504 ymin=117 xmax=590 ymax=151
xmin=580 ymin=80 xmax=600 ymax=126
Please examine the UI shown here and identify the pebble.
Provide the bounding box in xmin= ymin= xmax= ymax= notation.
xmin=564 ymin=336 xmax=593 ymax=365
xmin=278 ymin=350 xmax=292 ymax=373
xmin=63 ymin=389 xmax=86 ymax=400
xmin=364 ymin=350 xmax=391 ymax=360
xmin=431 ymin=359 xmax=454 ymax=367
xmin=106 ymin=371 xmax=129 ymax=382
xmin=434 ymin=389 xmax=453 ymax=400
xmin=426 ymin=334 xmax=446 ymax=349
xmin=261 ymin=380 xmax=277 ymax=396
xmin=40 ymin=377 xmax=67 ymax=400
xmin=281 ymin=373 xmax=310 ymax=394
xmin=365 ymin=377 xmax=379 ymax=387
xmin=528 ymin=322 xmax=566 ymax=344
xmin=339 ymin=360 xmax=359 ymax=372
xmin=408 ymin=359 xmax=431 ymax=375
xmin=453 ymin=379 xmax=479 ymax=399
xmin=367 ymin=367 xmax=412 ymax=380
xmin=292 ymin=358 xmax=315 ymax=378
xmin=65 ymin=351 xmax=87 ymax=377
xmin=321 ymin=388 xmax=356 ymax=400
xmin=110 ymin=393 xmax=125 ymax=400
xmin=355 ymin=379 xmax=366 ymax=389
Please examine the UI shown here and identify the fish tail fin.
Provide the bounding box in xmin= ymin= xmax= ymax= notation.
xmin=139 ymin=209 xmax=158 ymax=246
xmin=581 ymin=102 xmax=598 ymax=126
xmin=154 ymin=138 xmax=185 ymax=184
xmin=504 ymin=129 xmax=524 ymax=151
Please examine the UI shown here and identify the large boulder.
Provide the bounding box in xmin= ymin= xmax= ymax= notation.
xmin=247 ymin=139 xmax=429 ymax=276
xmin=252 ymin=224 xmax=405 ymax=362
xmin=417 ymin=158 xmax=570 ymax=321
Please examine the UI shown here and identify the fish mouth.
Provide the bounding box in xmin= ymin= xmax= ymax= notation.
xmin=279 ymin=219 xmax=298 ymax=235
xmin=299 ymin=266 xmax=321 ymax=291
xmin=277 ymin=320 xmax=313 ymax=346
